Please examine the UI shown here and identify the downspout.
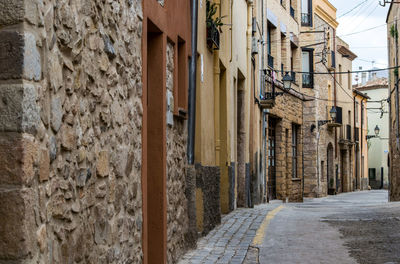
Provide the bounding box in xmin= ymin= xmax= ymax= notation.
xmin=333 ymin=28 xmax=338 ymax=159
xmin=395 ymin=19 xmax=399 ymax=151
xmin=353 ymin=96 xmax=360 ymax=190
xmin=388 ymin=20 xmax=393 ymax=200
xmin=354 ymin=96 xmax=357 ymax=189
xmin=188 ymin=0 xmax=198 ymax=165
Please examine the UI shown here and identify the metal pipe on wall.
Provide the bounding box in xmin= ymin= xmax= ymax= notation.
xmin=188 ymin=0 xmax=199 ymax=165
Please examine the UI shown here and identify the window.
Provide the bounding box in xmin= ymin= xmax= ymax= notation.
xmin=302 ymin=48 xmax=313 ymax=88
xmin=348 ymin=110 xmax=351 ymax=125
xmin=292 ymin=124 xmax=298 ymax=178
xmin=348 ymin=70 xmax=351 ymax=90
xmin=267 ymin=24 xmax=274 ymax=68
xmin=290 ymin=0 xmax=295 ymax=18
xmin=355 ymin=102 xmax=359 ymax=124
xmin=339 ymin=64 xmax=342 ymax=84
xmin=301 ymin=0 xmax=312 ymax=26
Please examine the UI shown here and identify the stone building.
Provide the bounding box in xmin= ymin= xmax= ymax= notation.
xmin=386 ymin=3 xmax=400 ymax=201
xmin=355 ymin=78 xmax=389 ymax=190
xmin=299 ymin=0 xmax=358 ymax=197
xmin=0 ymin=0 xmax=192 ymax=263
xmin=255 ymin=0 xmax=304 ymax=202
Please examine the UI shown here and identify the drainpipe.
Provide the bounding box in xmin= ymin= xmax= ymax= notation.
xmin=388 ymin=20 xmax=393 ymax=200
xmin=333 ymin=28 xmax=338 ymax=159
xmin=395 ymin=19 xmax=399 ymax=151
xmin=188 ymin=0 xmax=198 ymax=165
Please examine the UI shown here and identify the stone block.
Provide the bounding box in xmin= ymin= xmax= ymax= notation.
xmin=51 ymin=96 xmax=63 ymax=132
xmin=0 ymin=82 xmax=40 ymax=133
xmin=39 ymin=148 xmax=50 ymax=182
xmin=96 ymin=151 xmax=109 ymax=177
xmin=0 ymin=0 xmax=24 ymax=26
xmin=0 ymin=133 xmax=37 ymax=186
xmin=60 ymin=125 xmax=75 ymax=150
xmin=0 ymin=188 xmax=36 ymax=260
xmin=0 ymin=31 xmax=41 ymax=81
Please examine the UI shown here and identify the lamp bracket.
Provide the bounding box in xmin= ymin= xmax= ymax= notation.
xmin=318 ymin=120 xmax=330 ymax=128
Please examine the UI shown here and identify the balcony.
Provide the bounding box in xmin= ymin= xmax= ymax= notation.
xmin=290 ymin=7 xmax=295 ymax=18
xmin=206 ymin=22 xmax=220 ymax=50
xmin=302 ymin=72 xmax=313 ymax=88
xmin=301 ymin=13 xmax=312 ymax=26
xmin=268 ymin=54 xmax=274 ymax=68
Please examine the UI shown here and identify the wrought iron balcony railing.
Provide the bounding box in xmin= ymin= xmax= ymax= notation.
xmin=301 ymin=13 xmax=312 ymax=26
xmin=302 ymin=72 xmax=313 ymax=88
xmin=206 ymin=22 xmax=220 ymax=50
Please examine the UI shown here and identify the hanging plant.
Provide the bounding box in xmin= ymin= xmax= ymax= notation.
xmin=206 ymin=0 xmax=226 ymax=29
xmin=390 ymin=24 xmax=398 ymax=39
xmin=394 ymin=67 xmax=398 ymax=77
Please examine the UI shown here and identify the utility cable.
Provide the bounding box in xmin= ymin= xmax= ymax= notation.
xmin=275 ymin=65 xmax=399 ymax=75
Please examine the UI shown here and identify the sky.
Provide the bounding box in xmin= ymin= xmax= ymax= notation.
xmin=330 ymin=0 xmax=390 ymax=81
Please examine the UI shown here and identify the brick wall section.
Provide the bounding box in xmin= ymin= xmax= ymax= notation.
xmin=166 ymin=42 xmax=190 ymax=263
xmin=0 ymin=0 xmax=144 ymax=263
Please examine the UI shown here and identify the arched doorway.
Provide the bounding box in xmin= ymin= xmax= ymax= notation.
xmin=327 ymin=143 xmax=334 ymax=195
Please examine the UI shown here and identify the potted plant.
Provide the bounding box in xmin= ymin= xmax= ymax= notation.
xmin=206 ymin=0 xmax=225 ymax=50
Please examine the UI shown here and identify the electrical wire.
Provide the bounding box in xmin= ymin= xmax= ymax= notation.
xmin=276 ymin=65 xmax=399 ymax=75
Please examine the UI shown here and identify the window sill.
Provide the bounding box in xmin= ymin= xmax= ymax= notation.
xmin=291 ymin=178 xmax=301 ymax=181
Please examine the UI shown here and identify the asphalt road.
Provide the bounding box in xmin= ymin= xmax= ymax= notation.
xmin=258 ymin=190 xmax=400 ymax=264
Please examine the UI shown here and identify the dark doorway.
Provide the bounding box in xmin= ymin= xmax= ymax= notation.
xmin=268 ymin=118 xmax=277 ymax=200
xmin=327 ymin=143 xmax=334 ymax=194
xmin=145 ymin=23 xmax=166 ymax=264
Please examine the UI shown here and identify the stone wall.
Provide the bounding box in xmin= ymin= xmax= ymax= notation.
xmin=195 ymin=164 xmax=221 ymax=235
xmin=0 ymin=0 xmax=144 ymax=263
xmin=166 ymin=42 xmax=190 ymax=263
xmin=301 ymin=14 xmax=341 ymax=198
xmin=269 ymin=87 xmax=303 ymax=202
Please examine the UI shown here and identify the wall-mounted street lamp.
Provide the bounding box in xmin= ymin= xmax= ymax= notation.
xmin=366 ymin=125 xmax=380 ymax=140
xmin=282 ymin=72 xmax=293 ymax=91
xmin=311 ymin=106 xmax=337 ymax=132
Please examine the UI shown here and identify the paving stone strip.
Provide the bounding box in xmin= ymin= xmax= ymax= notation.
xmin=178 ymin=203 xmax=282 ymax=264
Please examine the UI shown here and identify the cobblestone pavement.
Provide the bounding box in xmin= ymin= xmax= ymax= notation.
xmin=178 ymin=202 xmax=282 ymax=264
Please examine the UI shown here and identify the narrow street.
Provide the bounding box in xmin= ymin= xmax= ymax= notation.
xmin=180 ymin=190 xmax=400 ymax=264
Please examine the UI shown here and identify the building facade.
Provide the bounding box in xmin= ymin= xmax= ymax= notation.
xmin=353 ymin=89 xmax=370 ymax=190
xmin=258 ymin=0 xmax=304 ymax=202
xmin=355 ymin=78 xmax=389 ymax=190
xmin=299 ymin=0 xmax=358 ymax=197
xmin=0 ymin=0 xmax=192 ymax=263
xmin=387 ymin=3 xmax=400 ymax=201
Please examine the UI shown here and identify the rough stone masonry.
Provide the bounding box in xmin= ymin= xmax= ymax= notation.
xmin=0 ymin=0 xmax=147 ymax=262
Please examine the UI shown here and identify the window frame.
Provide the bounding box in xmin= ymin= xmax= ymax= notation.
xmin=292 ymin=124 xmax=298 ymax=179
xmin=301 ymin=48 xmax=314 ymax=88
